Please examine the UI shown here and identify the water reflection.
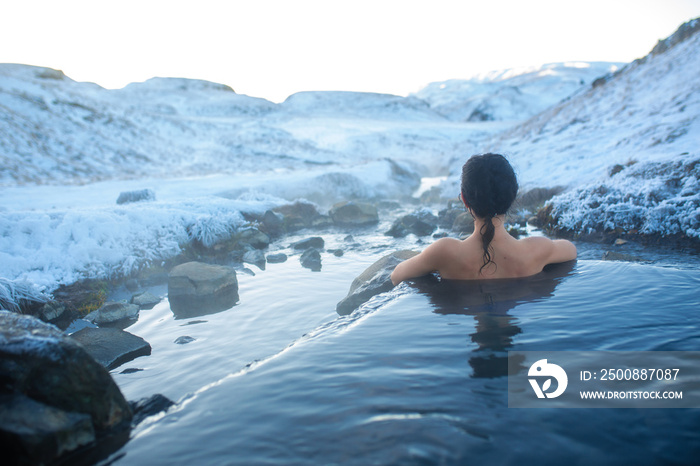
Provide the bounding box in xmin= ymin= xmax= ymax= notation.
xmin=410 ymin=261 xmax=576 ymax=378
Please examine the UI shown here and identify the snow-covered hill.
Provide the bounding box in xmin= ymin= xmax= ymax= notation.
xmin=414 ymin=62 xmax=622 ymax=122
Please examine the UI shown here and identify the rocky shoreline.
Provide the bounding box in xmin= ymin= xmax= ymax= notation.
xmin=2 ymin=187 xmax=699 ymax=465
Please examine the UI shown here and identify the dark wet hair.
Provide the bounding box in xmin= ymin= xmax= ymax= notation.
xmin=461 ymin=153 xmax=518 ymax=273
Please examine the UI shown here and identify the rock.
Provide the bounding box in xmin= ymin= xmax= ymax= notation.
xmin=329 ymin=201 xmax=379 ymax=227
xmin=0 ymin=312 xmax=132 ymax=465
xmin=385 ymin=209 xmax=438 ymax=237
xmin=511 ymin=187 xmax=565 ymax=214
xmin=236 ymin=227 xmax=270 ymax=250
xmin=130 ymin=291 xmax=161 ymax=309
xmin=243 ymin=249 xmax=266 ymax=270
xmin=452 ymin=212 xmax=475 ymax=234
xmin=168 ymin=262 xmax=239 ymax=318
xmin=329 ymin=249 xmax=344 ymax=257
xmin=174 ymin=336 xmax=196 ymax=345
xmin=85 ymin=302 xmax=139 ymax=325
xmin=300 ymin=249 xmax=322 ymax=271
xmin=602 ymin=251 xmax=645 ymax=262
xmin=1 ymin=394 xmax=96 ymax=465
xmin=292 ymin=236 xmax=325 ymax=250
xmin=438 ymin=206 xmax=464 ymax=229
xmin=336 ymin=250 xmax=419 ymax=315
xmin=70 ymin=327 xmax=152 ymax=370
xmin=125 ymin=278 xmax=140 ymax=292
xmin=266 ymin=253 xmax=288 ymax=264
xmin=273 ymin=201 xmax=326 ymax=232
xmin=129 ymin=394 xmax=175 ymax=427
xmin=614 ymin=238 xmax=628 ymax=246
xmin=116 ymin=189 xmax=155 ymax=205
xmin=261 ymin=210 xmax=284 ymax=236
xmin=38 ymin=300 xmax=66 ymax=321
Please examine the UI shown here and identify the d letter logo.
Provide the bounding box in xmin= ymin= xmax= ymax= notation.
xmin=528 ymin=359 xmax=568 ymax=399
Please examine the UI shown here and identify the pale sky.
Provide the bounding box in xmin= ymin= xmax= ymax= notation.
xmin=1 ymin=0 xmax=699 ymax=102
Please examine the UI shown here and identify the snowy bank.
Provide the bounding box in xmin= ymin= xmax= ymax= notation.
xmin=542 ymin=155 xmax=700 ymax=241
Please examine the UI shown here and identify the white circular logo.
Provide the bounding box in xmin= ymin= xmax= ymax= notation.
xmin=528 ymin=359 xmax=568 ymax=399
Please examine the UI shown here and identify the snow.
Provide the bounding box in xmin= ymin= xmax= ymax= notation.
xmin=1 ymin=18 xmax=698 ymax=307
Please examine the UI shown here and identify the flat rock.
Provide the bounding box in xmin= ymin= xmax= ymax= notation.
xmin=85 ymin=302 xmax=139 ymax=325
xmin=336 ymin=250 xmax=418 ymax=315
xmin=130 ymin=291 xmax=161 ymax=309
xmin=168 ymin=262 xmax=239 ymax=318
xmin=236 ymin=227 xmax=271 ymax=250
xmin=70 ymin=327 xmax=152 ymax=370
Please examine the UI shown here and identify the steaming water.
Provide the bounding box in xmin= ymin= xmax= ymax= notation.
xmin=106 ymin=234 xmax=700 ymax=465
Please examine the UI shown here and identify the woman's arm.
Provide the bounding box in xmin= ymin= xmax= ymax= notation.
xmin=390 ymin=238 xmax=454 ymax=285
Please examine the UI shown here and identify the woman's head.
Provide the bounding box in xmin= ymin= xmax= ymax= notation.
xmin=460 ymin=153 xmax=518 ymax=273
xmin=460 ymin=153 xmax=518 ymax=219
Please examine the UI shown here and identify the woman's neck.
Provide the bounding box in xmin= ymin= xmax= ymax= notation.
xmin=471 ymin=214 xmax=508 ymax=238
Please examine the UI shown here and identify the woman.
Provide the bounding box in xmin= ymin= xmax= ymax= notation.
xmin=391 ymin=153 xmax=576 ymax=285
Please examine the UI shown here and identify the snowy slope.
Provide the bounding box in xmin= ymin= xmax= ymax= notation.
xmin=414 ymin=62 xmax=622 ymax=122
xmin=482 ymin=19 xmax=700 ymax=189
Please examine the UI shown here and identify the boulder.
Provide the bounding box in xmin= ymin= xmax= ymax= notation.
xmin=0 ymin=311 xmax=132 ymax=465
xmin=291 ymin=236 xmax=325 ymax=250
xmin=336 ymin=250 xmax=418 ymax=315
xmin=300 ymin=249 xmax=322 ymax=271
xmin=168 ymin=262 xmax=239 ymax=318
xmin=385 ymin=209 xmax=438 ymax=237
xmin=70 ymin=327 xmax=152 ymax=370
xmin=329 ymin=201 xmax=379 ymax=227
xmin=116 ymin=189 xmax=155 ymax=205
xmin=85 ymin=301 xmax=139 ymax=325
xmin=38 ymin=300 xmax=66 ymax=321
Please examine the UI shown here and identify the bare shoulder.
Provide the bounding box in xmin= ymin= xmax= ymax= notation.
xmin=519 ymin=236 xmax=577 ymax=264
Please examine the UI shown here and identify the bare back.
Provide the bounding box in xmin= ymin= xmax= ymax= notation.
xmin=390 ymin=220 xmax=577 ymax=285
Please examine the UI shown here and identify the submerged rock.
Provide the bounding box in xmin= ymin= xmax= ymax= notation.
xmin=168 ymin=262 xmax=239 ymax=318
xmin=129 ymin=394 xmax=175 ymax=427
xmin=70 ymin=327 xmax=152 ymax=370
xmin=336 ymin=250 xmax=418 ymax=315
xmin=0 ymin=311 xmax=132 ymax=465
xmin=300 ymin=249 xmax=322 ymax=271
xmin=174 ymin=336 xmax=196 ymax=345
xmin=329 ymin=201 xmax=379 ymax=227
xmin=116 ymin=188 xmax=155 ymax=205
xmin=602 ymin=251 xmax=646 ymax=262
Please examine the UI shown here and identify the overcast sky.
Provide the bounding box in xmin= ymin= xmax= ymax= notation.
xmin=1 ymin=0 xmax=699 ymax=102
